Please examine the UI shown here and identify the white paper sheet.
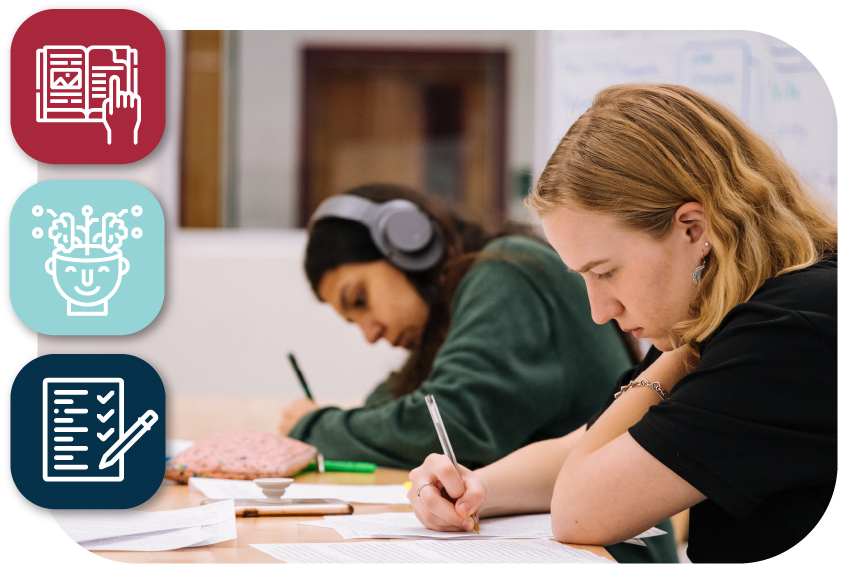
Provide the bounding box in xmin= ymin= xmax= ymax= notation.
xmin=622 ymin=527 xmax=668 ymax=546
xmin=188 ymin=515 xmax=238 ymax=547
xmin=251 ymin=539 xmax=614 ymax=564
xmin=294 ymin=512 xmax=666 ymax=546
xmin=189 ymin=477 xmax=410 ymax=504
xmin=295 ymin=512 xmax=554 ymax=539
xmin=53 ymin=500 xmax=236 ymax=551
xmin=79 ymin=527 xmax=213 ymax=552
xmin=53 ymin=498 xmax=235 ymax=542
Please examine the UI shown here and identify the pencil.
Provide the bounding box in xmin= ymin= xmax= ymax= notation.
xmin=287 ymin=352 xmax=314 ymax=401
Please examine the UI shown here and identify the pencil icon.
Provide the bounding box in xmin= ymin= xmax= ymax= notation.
xmin=99 ymin=410 xmax=158 ymax=469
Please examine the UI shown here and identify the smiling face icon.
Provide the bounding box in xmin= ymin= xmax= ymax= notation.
xmin=45 ymin=246 xmax=129 ymax=316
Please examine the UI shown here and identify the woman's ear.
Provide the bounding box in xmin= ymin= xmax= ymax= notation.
xmin=674 ymin=202 xmax=707 ymax=245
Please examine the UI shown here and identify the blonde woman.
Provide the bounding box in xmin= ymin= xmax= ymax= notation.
xmin=407 ymin=84 xmax=837 ymax=563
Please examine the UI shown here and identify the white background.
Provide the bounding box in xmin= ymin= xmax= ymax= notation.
xmin=1 ymin=1 xmax=846 ymax=579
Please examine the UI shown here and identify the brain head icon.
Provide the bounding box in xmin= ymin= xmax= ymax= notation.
xmin=42 ymin=207 xmax=135 ymax=317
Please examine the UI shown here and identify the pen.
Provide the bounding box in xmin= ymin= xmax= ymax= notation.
xmin=287 ymin=352 xmax=314 ymax=401
xmin=424 ymin=394 xmax=480 ymax=534
xmin=99 ymin=410 xmax=159 ymax=469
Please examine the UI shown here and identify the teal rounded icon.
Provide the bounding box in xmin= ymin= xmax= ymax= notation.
xmin=10 ymin=181 xmax=164 ymax=335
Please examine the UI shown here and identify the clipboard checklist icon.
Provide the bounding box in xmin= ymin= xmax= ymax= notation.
xmin=13 ymin=354 xmax=166 ymax=509
xmin=44 ymin=378 xmax=124 ymax=481
xmin=42 ymin=378 xmax=158 ymax=482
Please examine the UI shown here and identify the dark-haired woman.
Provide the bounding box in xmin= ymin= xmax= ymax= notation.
xmin=279 ymin=183 xmax=677 ymax=563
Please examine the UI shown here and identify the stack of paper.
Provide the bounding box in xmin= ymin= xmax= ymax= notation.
xmin=189 ymin=477 xmax=410 ymax=505
xmin=251 ymin=539 xmax=615 ymax=564
xmin=53 ymin=499 xmax=237 ymax=551
xmin=293 ymin=512 xmax=666 ymax=545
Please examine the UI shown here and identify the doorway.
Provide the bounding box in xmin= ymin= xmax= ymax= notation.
xmin=301 ymin=48 xmax=507 ymax=228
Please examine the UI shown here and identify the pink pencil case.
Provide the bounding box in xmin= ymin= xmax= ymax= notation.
xmin=165 ymin=430 xmax=317 ymax=484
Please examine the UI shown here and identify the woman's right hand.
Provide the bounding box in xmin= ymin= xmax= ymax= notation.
xmin=408 ymin=454 xmax=487 ymax=531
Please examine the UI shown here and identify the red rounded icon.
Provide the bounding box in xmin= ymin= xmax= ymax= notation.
xmin=11 ymin=10 xmax=165 ymax=164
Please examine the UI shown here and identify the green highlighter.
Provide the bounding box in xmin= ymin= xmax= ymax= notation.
xmin=303 ymin=458 xmax=376 ymax=473
xmin=323 ymin=460 xmax=376 ymax=473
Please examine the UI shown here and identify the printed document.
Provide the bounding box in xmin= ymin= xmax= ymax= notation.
xmin=251 ymin=539 xmax=615 ymax=564
xmin=293 ymin=512 xmax=666 ymax=544
xmin=295 ymin=512 xmax=555 ymax=539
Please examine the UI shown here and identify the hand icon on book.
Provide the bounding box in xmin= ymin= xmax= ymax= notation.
xmin=102 ymin=76 xmax=141 ymax=145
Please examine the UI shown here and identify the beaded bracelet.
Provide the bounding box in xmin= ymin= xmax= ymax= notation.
xmin=614 ymin=377 xmax=670 ymax=401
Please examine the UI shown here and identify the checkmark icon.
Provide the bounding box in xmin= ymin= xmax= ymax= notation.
xmin=97 ymin=391 xmax=115 ymax=404
xmin=97 ymin=428 xmax=115 ymax=442
xmin=97 ymin=409 xmax=114 ymax=423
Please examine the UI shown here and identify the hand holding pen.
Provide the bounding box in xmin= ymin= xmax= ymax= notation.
xmin=407 ymin=394 xmax=485 ymax=533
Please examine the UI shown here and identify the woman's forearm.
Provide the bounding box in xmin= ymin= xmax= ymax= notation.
xmin=562 ymin=349 xmax=693 ymax=463
xmin=475 ymin=425 xmax=586 ymax=517
xmin=550 ymin=349 xmax=697 ymax=543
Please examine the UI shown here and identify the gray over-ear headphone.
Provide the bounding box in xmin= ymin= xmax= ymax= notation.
xmin=309 ymin=194 xmax=444 ymax=271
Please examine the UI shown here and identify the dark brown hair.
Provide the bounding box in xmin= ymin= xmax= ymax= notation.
xmin=305 ymin=183 xmax=539 ymax=398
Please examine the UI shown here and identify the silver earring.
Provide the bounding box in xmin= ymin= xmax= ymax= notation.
xmin=693 ymin=252 xmax=706 ymax=285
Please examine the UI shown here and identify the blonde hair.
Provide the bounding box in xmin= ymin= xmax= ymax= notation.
xmin=528 ymin=83 xmax=837 ymax=356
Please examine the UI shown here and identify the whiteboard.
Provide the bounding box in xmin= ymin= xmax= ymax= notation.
xmin=535 ymin=31 xmax=837 ymax=205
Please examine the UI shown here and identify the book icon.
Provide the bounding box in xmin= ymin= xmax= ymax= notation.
xmin=12 ymin=10 xmax=166 ymax=163
xmin=35 ymin=45 xmax=141 ymax=144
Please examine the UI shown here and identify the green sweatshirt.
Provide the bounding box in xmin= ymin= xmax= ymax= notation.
xmin=290 ymin=236 xmax=678 ymax=563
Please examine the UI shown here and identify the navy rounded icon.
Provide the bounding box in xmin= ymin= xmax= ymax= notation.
xmin=11 ymin=354 xmax=166 ymax=509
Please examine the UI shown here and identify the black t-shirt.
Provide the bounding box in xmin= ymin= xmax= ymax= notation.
xmin=587 ymin=256 xmax=837 ymax=563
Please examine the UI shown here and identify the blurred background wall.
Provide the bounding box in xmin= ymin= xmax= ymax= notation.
xmin=39 ymin=30 xmax=836 ymax=417
xmin=232 ymin=31 xmax=537 ymax=229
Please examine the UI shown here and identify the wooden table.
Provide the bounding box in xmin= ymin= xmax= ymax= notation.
xmin=94 ymin=468 xmax=614 ymax=563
